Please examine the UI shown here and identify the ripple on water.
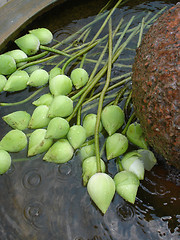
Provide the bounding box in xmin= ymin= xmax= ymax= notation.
xmin=22 ymin=169 xmax=42 ymax=190
xmin=23 ymin=201 xmax=46 ymax=229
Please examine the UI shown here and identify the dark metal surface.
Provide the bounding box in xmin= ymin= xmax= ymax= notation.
xmin=0 ymin=0 xmax=68 ymax=52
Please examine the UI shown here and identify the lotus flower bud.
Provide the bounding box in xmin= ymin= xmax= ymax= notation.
xmin=27 ymin=69 xmax=49 ymax=87
xmin=28 ymin=129 xmax=53 ymax=157
xmin=126 ymin=122 xmax=148 ymax=149
xmin=87 ymin=173 xmax=115 ymax=214
xmin=33 ymin=93 xmax=53 ymax=106
xmin=0 ymin=150 xmax=11 ymax=174
xmin=82 ymin=156 xmax=106 ymax=186
xmin=70 ymin=68 xmax=89 ymax=89
xmin=43 ymin=139 xmax=74 ymax=163
xmin=0 ymin=129 xmax=27 ymax=152
xmin=80 ymin=143 xmax=95 ymax=161
xmin=82 ymin=113 xmax=103 ymax=138
xmin=5 ymin=49 xmax=27 ymax=67
xmin=28 ymin=105 xmax=50 ymax=129
xmin=45 ymin=117 xmax=70 ymax=139
xmin=101 ymin=105 xmax=124 ymax=135
xmin=29 ymin=28 xmax=53 ymax=45
xmin=3 ymin=70 xmax=29 ymax=92
xmin=114 ymin=171 xmax=140 ymax=204
xmin=0 ymin=75 xmax=7 ymax=92
xmin=121 ymin=152 xmax=145 ymax=180
xmin=49 ymin=67 xmax=62 ymax=81
xmin=106 ymin=133 xmax=128 ymax=160
xmin=67 ymin=125 xmax=86 ymax=149
xmin=48 ymin=95 xmax=73 ymax=118
xmin=49 ymin=74 xmax=72 ymax=96
xmin=2 ymin=111 xmax=31 ymax=130
xmin=137 ymin=149 xmax=157 ymax=171
xmin=15 ymin=33 xmax=40 ymax=56
xmin=0 ymin=54 xmax=16 ymax=75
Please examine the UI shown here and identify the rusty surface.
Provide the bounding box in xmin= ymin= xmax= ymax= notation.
xmin=132 ymin=3 xmax=180 ymax=169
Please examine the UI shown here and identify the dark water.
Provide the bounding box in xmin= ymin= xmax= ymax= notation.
xmin=0 ymin=0 xmax=179 ymax=239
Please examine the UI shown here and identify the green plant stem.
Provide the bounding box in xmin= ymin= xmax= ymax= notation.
xmin=70 ymin=18 xmax=124 ymax=101
xmin=16 ymin=51 xmax=49 ymax=63
xmin=113 ymin=15 xmax=135 ymax=54
xmin=61 ymin=40 xmax=100 ymax=74
xmin=18 ymin=55 xmax=57 ymax=70
xmin=0 ymin=87 xmax=45 ymax=106
xmin=76 ymin=106 xmax=82 ymax=125
xmin=95 ymin=18 xmax=113 ymax=173
xmin=122 ymin=111 xmax=136 ymax=135
xmin=83 ymin=76 xmax=131 ymax=105
xmin=124 ymin=89 xmax=132 ymax=110
xmin=137 ymin=17 xmax=145 ymax=47
xmin=113 ymin=85 xmax=128 ymax=105
xmin=67 ymin=23 xmax=139 ymax=121
xmin=52 ymin=11 xmax=109 ymax=49
xmin=40 ymin=45 xmax=71 ymax=57
xmin=82 ymin=92 xmax=117 ymax=113
xmin=89 ymin=0 xmax=123 ymax=44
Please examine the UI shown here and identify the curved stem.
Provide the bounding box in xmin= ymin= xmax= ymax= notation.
xmin=121 ymin=111 xmax=136 ymax=135
xmin=0 ymin=87 xmax=45 ymax=106
xmin=61 ymin=40 xmax=100 ymax=74
xmin=16 ymin=51 xmax=48 ymax=63
xmin=40 ymin=45 xmax=71 ymax=57
xmin=18 ymin=55 xmax=57 ymax=70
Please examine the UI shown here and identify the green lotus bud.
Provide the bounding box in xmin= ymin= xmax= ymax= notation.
xmin=70 ymin=68 xmax=89 ymax=89
xmin=87 ymin=173 xmax=115 ymax=214
xmin=24 ymin=65 xmax=40 ymax=74
xmin=0 ymin=75 xmax=7 ymax=92
xmin=67 ymin=125 xmax=86 ymax=149
xmin=80 ymin=143 xmax=95 ymax=161
xmin=0 ymin=129 xmax=27 ymax=152
xmin=48 ymin=95 xmax=73 ymax=118
xmin=2 ymin=111 xmax=31 ymax=130
xmin=32 ymin=93 xmax=53 ymax=106
xmin=49 ymin=74 xmax=72 ymax=96
xmin=0 ymin=54 xmax=16 ymax=75
xmin=43 ymin=139 xmax=74 ymax=163
xmin=28 ymin=105 xmax=50 ymax=129
xmin=3 ymin=70 xmax=29 ymax=92
xmin=49 ymin=67 xmax=62 ymax=81
xmin=15 ymin=33 xmax=40 ymax=56
xmin=0 ymin=150 xmax=11 ymax=174
xmin=27 ymin=69 xmax=49 ymax=87
xmin=114 ymin=171 xmax=140 ymax=204
xmin=5 ymin=49 xmax=27 ymax=67
xmin=82 ymin=114 xmax=103 ymax=138
xmin=101 ymin=105 xmax=124 ymax=135
xmin=82 ymin=156 xmax=106 ymax=186
xmin=45 ymin=117 xmax=70 ymax=139
xmin=126 ymin=122 xmax=148 ymax=149
xmin=28 ymin=129 xmax=53 ymax=157
xmin=137 ymin=149 xmax=157 ymax=171
xmin=29 ymin=28 xmax=53 ymax=45
xmin=106 ymin=133 xmax=128 ymax=160
xmin=121 ymin=152 xmax=145 ymax=180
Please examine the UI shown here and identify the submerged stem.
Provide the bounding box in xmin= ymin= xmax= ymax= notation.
xmin=0 ymin=87 xmax=45 ymax=106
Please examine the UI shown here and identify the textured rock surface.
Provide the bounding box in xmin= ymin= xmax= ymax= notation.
xmin=132 ymin=3 xmax=180 ymax=169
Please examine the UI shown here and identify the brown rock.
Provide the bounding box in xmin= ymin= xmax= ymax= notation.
xmin=132 ymin=3 xmax=180 ymax=169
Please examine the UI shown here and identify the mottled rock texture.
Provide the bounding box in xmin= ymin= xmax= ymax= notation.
xmin=132 ymin=3 xmax=180 ymax=169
